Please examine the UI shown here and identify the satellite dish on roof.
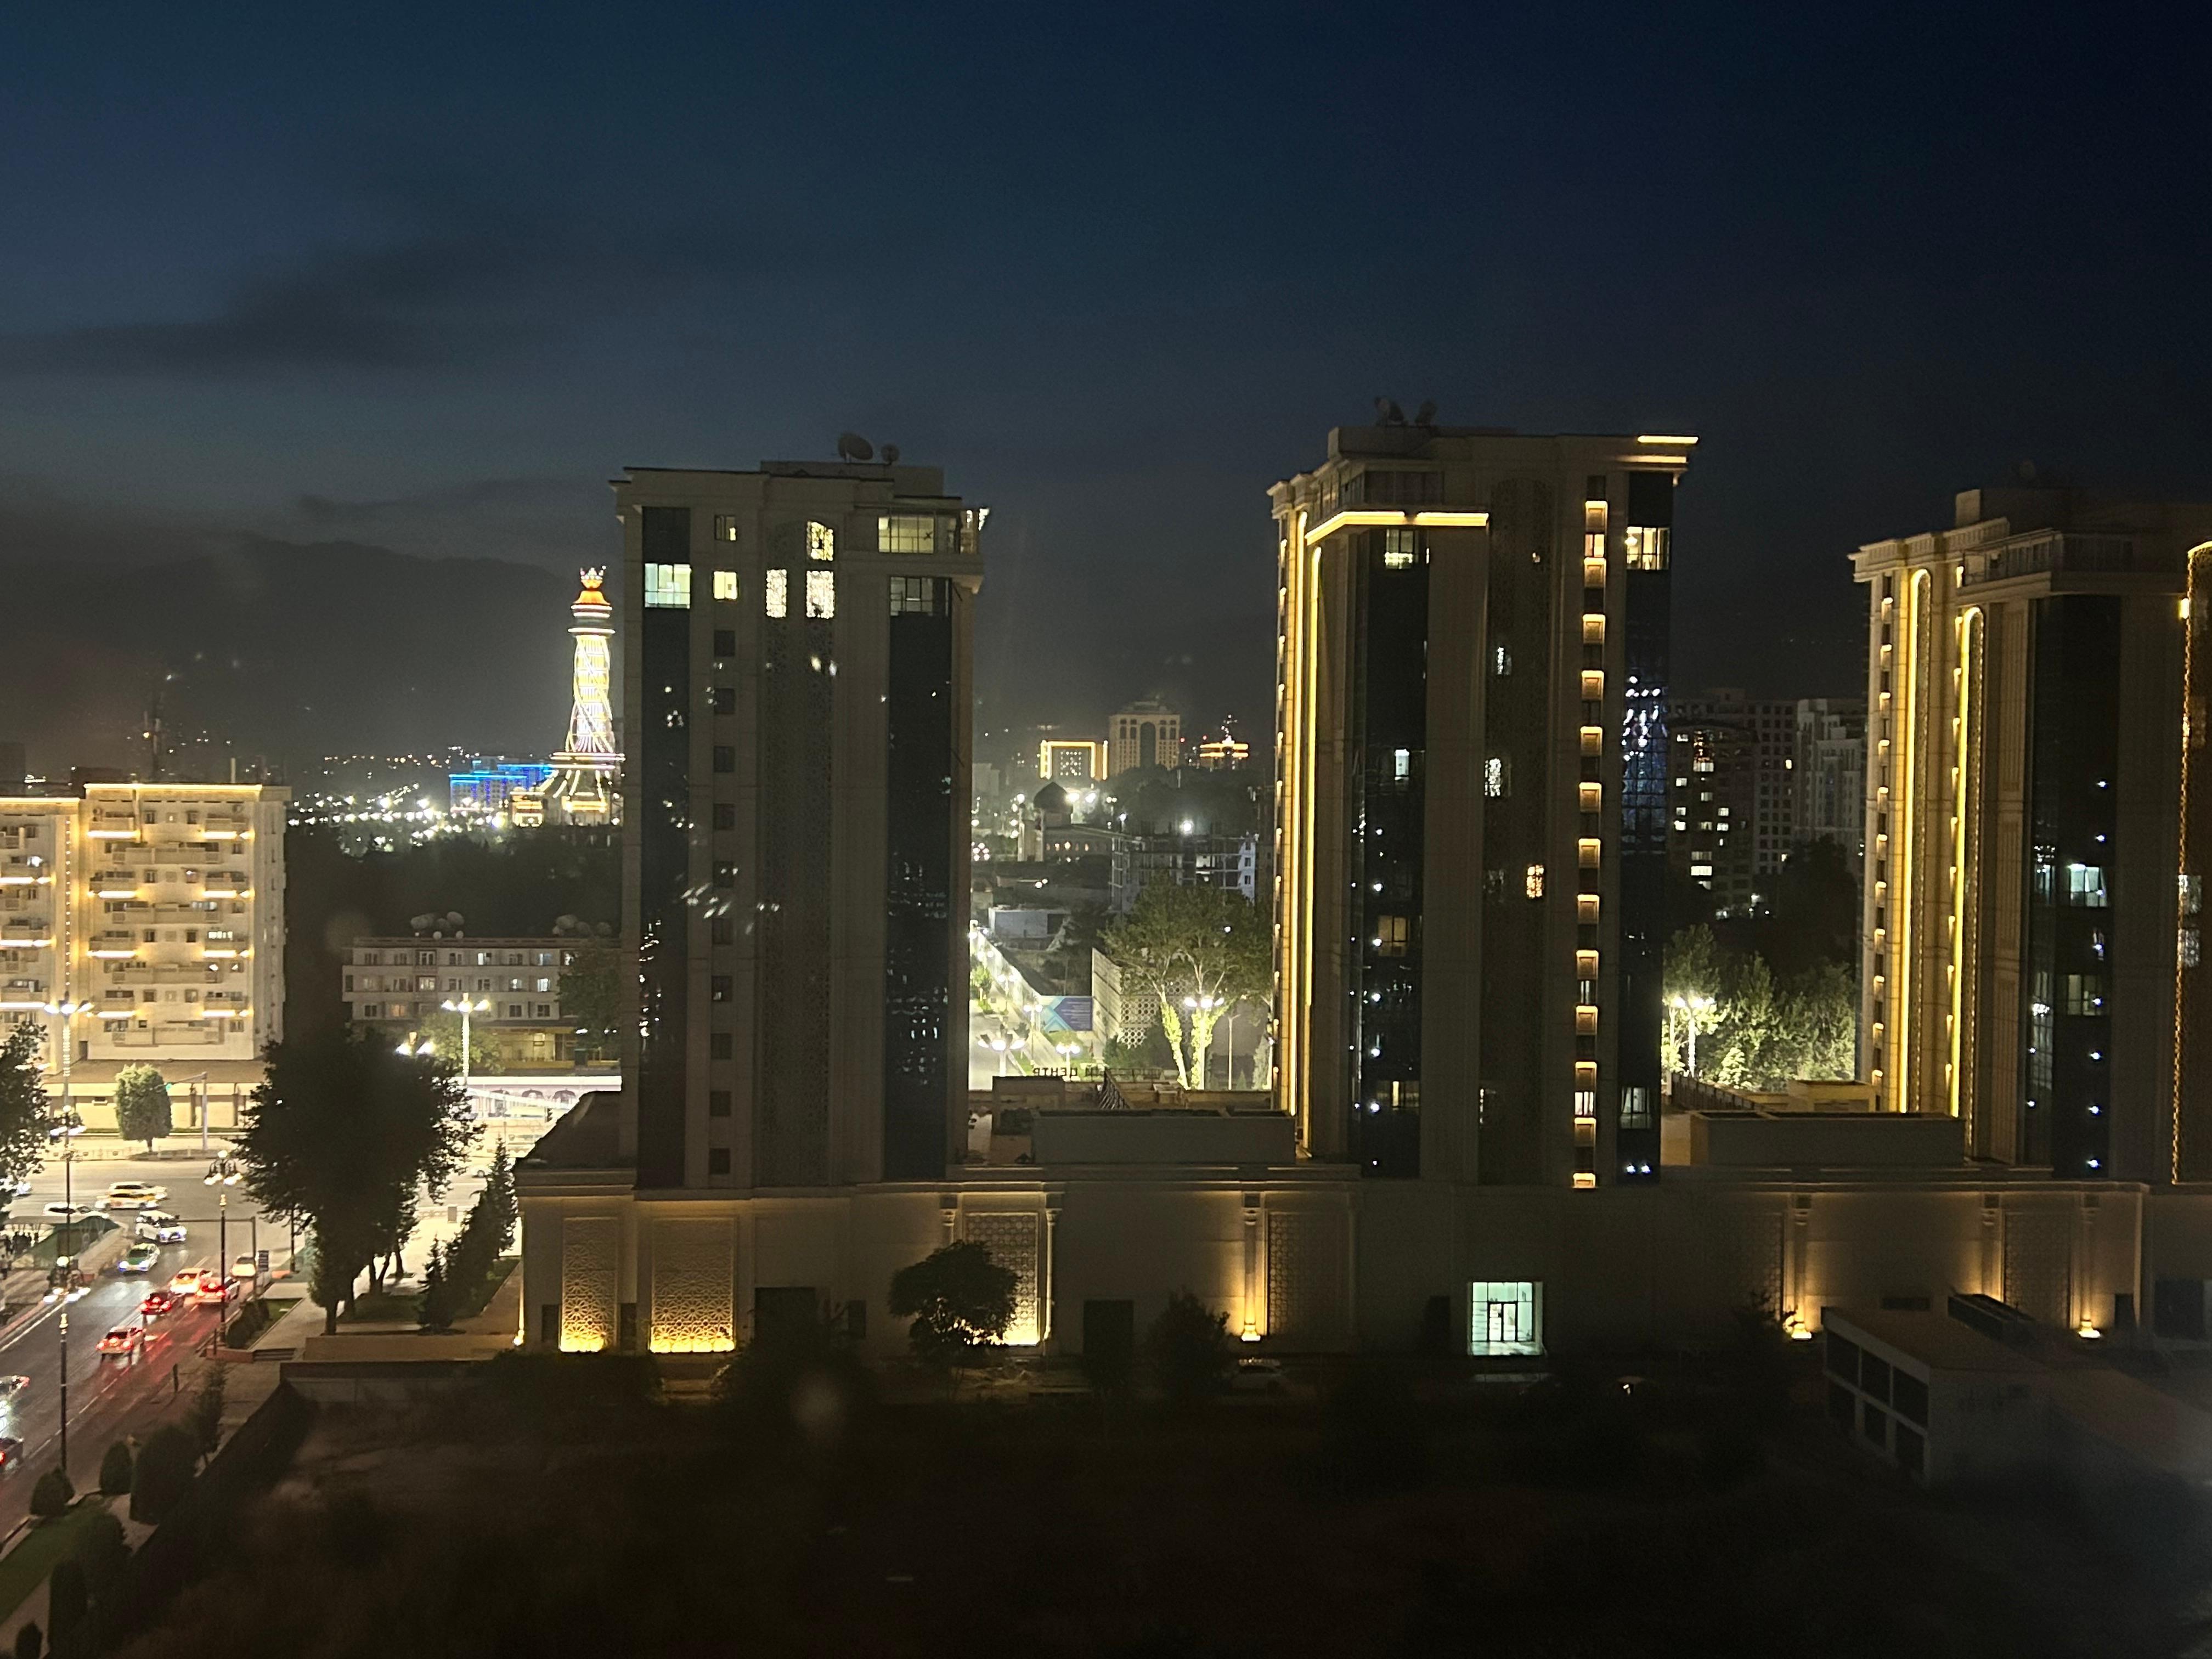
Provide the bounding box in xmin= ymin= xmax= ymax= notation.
xmin=837 ymin=432 xmax=875 ymax=462
xmin=881 ymin=444 xmax=900 ymax=465
xmin=1374 ymin=397 xmax=1406 ymax=425
xmin=1414 ymin=399 xmax=1437 ymax=426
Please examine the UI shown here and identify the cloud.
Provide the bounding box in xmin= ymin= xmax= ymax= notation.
xmin=0 ymin=217 xmax=725 ymax=379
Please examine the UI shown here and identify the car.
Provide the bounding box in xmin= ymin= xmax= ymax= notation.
xmin=98 ymin=1182 xmax=166 ymax=1211
xmin=0 ymin=1376 xmax=28 ymax=1400
xmin=96 ymin=1326 xmax=142 ymax=1356
xmin=138 ymin=1290 xmax=177 ymax=1318
xmin=9 ymin=1179 xmax=29 ymax=1198
xmin=1229 ymin=1356 xmax=1288 ymax=1395
xmin=191 ymin=1272 xmax=232 ymax=1307
xmin=42 ymin=1202 xmax=91 ymax=1220
xmin=135 ymin=1212 xmax=186 ymax=1244
xmin=0 ymin=1436 xmax=21 ymax=1470
xmin=169 ymin=1268 xmax=203 ymax=1296
xmin=230 ymin=1254 xmax=258 ymax=1282
xmin=117 ymin=1243 xmax=160 ymax=1274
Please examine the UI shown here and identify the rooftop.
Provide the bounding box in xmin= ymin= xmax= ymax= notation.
xmin=1823 ymin=1307 xmax=2046 ymax=1375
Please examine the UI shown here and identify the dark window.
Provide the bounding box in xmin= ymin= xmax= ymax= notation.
xmin=710 ymin=916 xmax=733 ymax=945
xmin=1892 ymin=1370 xmax=1929 ymax=1426
xmin=708 ymin=1148 xmax=731 ymax=1175
xmin=713 ymin=745 xmax=736 ymax=773
xmin=713 ymin=628 xmax=737 ymax=657
xmin=1860 ymin=1353 xmax=1892 ymax=1403
xmin=1860 ymin=1403 xmax=1889 ymax=1449
xmin=713 ymin=803 xmax=736 ymax=830
xmin=710 ymin=1032 xmax=732 ymax=1060
xmin=1827 ymin=1381 xmax=1854 ymax=1426
xmin=714 ymin=862 xmax=735 ymax=889
xmin=710 ymin=975 xmax=732 ymax=1002
xmin=1895 ymin=1424 xmax=1925 ymax=1480
xmin=708 ymin=1090 xmax=731 ymax=1118
xmin=1825 ymin=1331 xmax=1861 ymax=1386
xmin=710 ymin=686 xmax=736 ymax=715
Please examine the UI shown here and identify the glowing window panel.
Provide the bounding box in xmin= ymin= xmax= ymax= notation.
xmin=878 ymin=514 xmax=935 ymax=554
xmin=1523 ymin=863 xmax=1545 ymax=899
xmin=764 ymin=570 xmax=788 ymax=618
xmin=805 ymin=570 xmax=836 ymax=619
xmin=807 ymin=521 xmax=836 ymax=562
xmin=644 ymin=562 xmax=691 ymax=608
xmin=712 ymin=569 xmax=739 ymax=602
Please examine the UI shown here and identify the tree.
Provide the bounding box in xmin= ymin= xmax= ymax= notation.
xmin=1102 ymin=884 xmax=1272 ymax=1088
xmin=562 ymin=938 xmax=622 ymax=1065
xmin=0 ymin=1026 xmax=48 ymax=1192
xmin=97 ymin=1439 xmax=133 ymax=1497
xmin=888 ymin=1240 xmax=1016 ymax=1369
xmin=70 ymin=1510 xmax=128 ymax=1599
xmin=189 ymin=1364 xmax=226 ymax=1460
xmin=483 ymin=1144 xmax=517 ymax=1255
xmin=28 ymin=1467 xmax=71 ymax=1518
xmin=44 ymin=1562 xmax=84 ymax=1655
xmin=420 ymin=1010 xmax=501 ymax=1076
xmin=1147 ymin=1291 xmax=1229 ymax=1404
xmin=130 ymin=1426 xmax=198 ymax=1525
xmin=418 ymin=1241 xmax=456 ymax=1330
xmin=110 ymin=1064 xmax=173 ymax=1150
xmin=235 ymin=1031 xmax=473 ymax=1333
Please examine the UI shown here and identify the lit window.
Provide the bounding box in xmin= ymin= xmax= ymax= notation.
xmin=765 ymin=570 xmax=788 ymax=618
xmin=1492 ymin=642 xmax=1511 ymax=675
xmin=807 ymin=521 xmax=836 ymax=562
xmin=2065 ymin=864 xmax=2109 ymax=907
xmin=1374 ymin=915 xmax=1410 ymax=957
xmin=1621 ymin=1085 xmax=1654 ymax=1128
xmin=712 ymin=514 xmax=741 ymax=543
xmin=1383 ymin=528 xmax=1418 ymax=569
xmin=644 ymin=562 xmax=691 ymax=608
xmin=712 ymin=569 xmax=739 ymax=602
xmin=889 ymin=575 xmax=941 ymax=615
xmin=1624 ymin=525 xmax=1670 ymax=570
xmin=1574 ymin=1090 xmax=1596 ymax=1121
xmin=879 ymin=514 xmax=936 ymax=554
xmin=1469 ymin=1281 xmax=1543 ymax=1356
xmin=1393 ymin=748 xmax=1412 ymax=781
xmin=805 ymin=570 xmax=836 ymax=618
xmin=1523 ymin=863 xmax=1545 ymax=899
xmin=1485 ymin=757 xmax=1510 ymax=798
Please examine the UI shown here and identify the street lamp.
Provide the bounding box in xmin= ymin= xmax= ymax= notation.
xmin=1668 ymin=993 xmax=1717 ymax=1078
xmin=441 ymin=996 xmax=492 ymax=1113
xmin=41 ymin=997 xmax=90 ymax=1476
xmin=206 ymin=1154 xmax=241 ymax=1295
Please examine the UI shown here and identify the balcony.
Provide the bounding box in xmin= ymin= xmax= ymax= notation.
xmin=1963 ymin=532 xmax=2171 ymax=588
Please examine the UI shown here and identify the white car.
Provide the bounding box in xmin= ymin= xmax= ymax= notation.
xmin=0 ymin=1376 xmax=27 ymax=1400
xmin=98 ymin=1183 xmax=167 ymax=1211
xmin=134 ymin=1212 xmax=187 ymax=1244
xmin=42 ymin=1201 xmax=92 ymax=1221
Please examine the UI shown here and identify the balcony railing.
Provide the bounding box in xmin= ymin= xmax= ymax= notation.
xmin=1964 ymin=532 xmax=2172 ymax=586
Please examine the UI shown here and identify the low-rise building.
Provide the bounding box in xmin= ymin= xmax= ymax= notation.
xmin=343 ymin=935 xmax=582 ymax=1069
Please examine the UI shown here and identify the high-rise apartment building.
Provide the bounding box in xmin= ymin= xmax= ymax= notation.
xmin=1270 ymin=426 xmax=1691 ymax=1187
xmin=1667 ymin=690 xmax=1795 ymax=912
xmin=1853 ymin=484 xmax=2212 ymax=1182
xmin=1107 ymin=700 xmax=1181 ymax=775
xmin=614 ymin=459 xmax=984 ymax=1190
xmin=1795 ymin=697 xmax=1867 ymax=867
xmin=0 ymin=783 xmax=285 ymax=1127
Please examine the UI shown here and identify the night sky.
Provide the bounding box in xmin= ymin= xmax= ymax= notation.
xmin=3 ymin=4 xmax=2207 ymax=773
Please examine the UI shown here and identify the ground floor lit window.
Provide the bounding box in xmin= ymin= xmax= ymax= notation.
xmin=1468 ymin=1280 xmax=1543 ymax=1356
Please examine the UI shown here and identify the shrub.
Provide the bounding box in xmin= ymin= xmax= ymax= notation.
xmin=45 ymin=1561 xmax=85 ymax=1652
xmin=189 ymin=1364 xmax=226 ymax=1459
xmin=28 ymin=1467 xmax=72 ymax=1518
xmin=13 ymin=1619 xmax=41 ymax=1659
xmin=98 ymin=1438 xmax=133 ymax=1497
xmin=72 ymin=1510 xmax=128 ymax=1598
xmin=1146 ymin=1291 xmax=1229 ymax=1404
xmin=131 ymin=1425 xmax=199 ymax=1526
xmin=887 ymin=1240 xmax=1015 ymax=1370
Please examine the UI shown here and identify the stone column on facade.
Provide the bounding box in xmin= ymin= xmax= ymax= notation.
xmin=1240 ymin=1192 xmax=1261 ymax=1341
xmin=1979 ymin=1193 xmax=2000 ymax=1298
xmin=1041 ymin=1195 xmax=1060 ymax=1347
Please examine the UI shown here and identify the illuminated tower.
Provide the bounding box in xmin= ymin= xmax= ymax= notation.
xmin=547 ymin=568 xmax=623 ymax=824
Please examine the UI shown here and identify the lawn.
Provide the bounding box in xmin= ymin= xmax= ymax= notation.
xmin=0 ymin=1498 xmax=111 ymax=1622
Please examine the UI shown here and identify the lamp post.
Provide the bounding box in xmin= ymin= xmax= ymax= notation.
xmin=205 ymin=1154 xmax=240 ymax=1291
xmin=41 ymin=997 xmax=90 ymax=1475
xmin=441 ymin=996 xmax=490 ymax=1116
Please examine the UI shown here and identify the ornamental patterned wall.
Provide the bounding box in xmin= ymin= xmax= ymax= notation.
xmin=560 ymin=1215 xmax=620 ymax=1352
xmin=1266 ymin=1209 xmax=1343 ymax=1344
xmin=2003 ymin=1209 xmax=2073 ymax=1326
xmin=964 ymin=1210 xmax=1040 ymax=1345
xmin=650 ymin=1218 xmax=735 ymax=1353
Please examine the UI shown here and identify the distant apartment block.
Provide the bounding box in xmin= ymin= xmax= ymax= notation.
xmin=1038 ymin=740 xmax=1106 ymax=783
xmin=1795 ymin=698 xmax=1867 ymax=867
xmin=1667 ymin=690 xmax=1795 ymax=912
xmin=0 ymin=783 xmax=286 ymax=1129
xmin=343 ymin=935 xmax=579 ymax=1068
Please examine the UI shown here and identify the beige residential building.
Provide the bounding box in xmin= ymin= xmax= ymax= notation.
xmin=343 ymin=935 xmax=582 ymax=1068
xmin=0 ymin=783 xmax=286 ymax=1130
xmin=1107 ymin=700 xmax=1182 ymax=775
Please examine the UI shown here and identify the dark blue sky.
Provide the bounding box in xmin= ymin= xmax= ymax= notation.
xmin=3 ymin=3 xmax=2206 ymax=770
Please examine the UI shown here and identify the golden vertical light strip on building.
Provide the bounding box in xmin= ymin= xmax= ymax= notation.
xmin=1892 ymin=568 xmax=1927 ymax=1112
xmin=2176 ymin=545 xmax=2212 ymax=1182
xmin=1948 ymin=606 xmax=1980 ymax=1123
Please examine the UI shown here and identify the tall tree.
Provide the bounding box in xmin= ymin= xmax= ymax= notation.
xmin=561 ymin=938 xmax=622 ymax=1065
xmin=235 ymin=1031 xmax=472 ymax=1333
xmin=0 ymin=1026 xmax=47 ymax=1192
xmin=1101 ymin=884 xmax=1271 ymax=1088
xmin=888 ymin=1240 xmax=1016 ymax=1370
xmin=111 ymin=1064 xmax=173 ymax=1150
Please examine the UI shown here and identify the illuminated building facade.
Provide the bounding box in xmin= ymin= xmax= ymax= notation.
xmin=1107 ymin=700 xmax=1182 ymax=775
xmin=0 ymin=783 xmax=286 ymax=1128
xmin=1195 ymin=723 xmax=1252 ymax=771
xmin=614 ymin=457 xmax=984 ymax=1191
xmin=1038 ymin=739 xmax=1106 ymax=783
xmin=1853 ymin=485 xmax=2212 ymax=1181
xmin=546 ymin=568 xmax=624 ymax=825
xmin=1269 ymin=427 xmax=1689 ymax=1186
xmin=1667 ymin=691 xmax=1795 ymax=913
